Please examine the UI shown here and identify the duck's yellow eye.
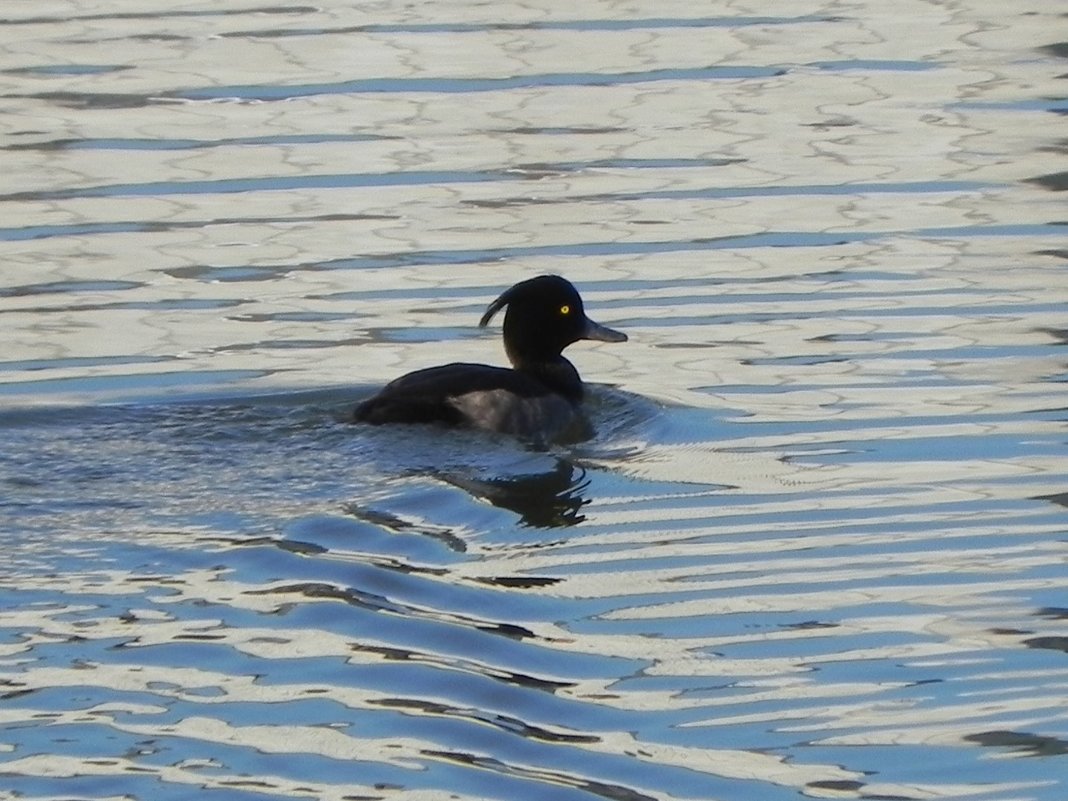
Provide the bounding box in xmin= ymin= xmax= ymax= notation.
xmin=559 ymin=304 xmax=570 ymax=315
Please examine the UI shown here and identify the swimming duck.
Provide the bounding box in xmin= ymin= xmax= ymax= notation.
xmin=354 ymin=275 xmax=627 ymax=443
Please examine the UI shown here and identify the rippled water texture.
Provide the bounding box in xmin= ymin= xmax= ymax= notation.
xmin=2 ymin=2 xmax=1067 ymax=800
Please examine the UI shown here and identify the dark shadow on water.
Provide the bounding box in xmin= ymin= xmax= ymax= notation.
xmin=1033 ymin=491 xmax=1068 ymax=509
xmin=419 ymin=749 xmax=658 ymax=801
xmin=435 ymin=458 xmax=591 ymax=528
xmin=371 ymin=697 xmax=600 ymax=743
xmin=1035 ymin=607 xmax=1068 ymax=620
xmin=806 ymin=780 xmax=921 ymax=801
xmin=1025 ymin=170 xmax=1068 ymax=192
xmin=1022 ymin=635 xmax=1068 ymax=654
xmin=340 ymin=502 xmax=469 ymax=553
xmin=964 ymin=730 xmax=1068 ymax=757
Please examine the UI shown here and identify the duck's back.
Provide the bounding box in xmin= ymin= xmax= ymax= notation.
xmin=354 ymin=362 xmax=582 ymax=440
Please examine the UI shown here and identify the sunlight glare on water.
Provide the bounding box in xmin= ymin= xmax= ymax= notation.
xmin=1 ymin=1 xmax=1066 ymax=800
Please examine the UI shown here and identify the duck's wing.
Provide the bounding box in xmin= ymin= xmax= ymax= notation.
xmin=353 ymin=363 xmax=551 ymax=426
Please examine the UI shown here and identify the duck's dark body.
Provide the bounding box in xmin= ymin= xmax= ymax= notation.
xmin=353 ymin=275 xmax=626 ymax=443
xmin=355 ymin=362 xmax=584 ymax=440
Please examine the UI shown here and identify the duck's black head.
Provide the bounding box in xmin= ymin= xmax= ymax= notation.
xmin=478 ymin=275 xmax=627 ymax=370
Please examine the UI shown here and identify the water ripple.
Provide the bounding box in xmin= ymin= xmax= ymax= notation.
xmin=2 ymin=1 xmax=1067 ymax=800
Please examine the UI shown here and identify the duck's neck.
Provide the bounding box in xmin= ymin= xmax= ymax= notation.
xmin=513 ymin=355 xmax=584 ymax=402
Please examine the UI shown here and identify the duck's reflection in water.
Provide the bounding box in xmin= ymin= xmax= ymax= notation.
xmin=436 ymin=457 xmax=590 ymax=528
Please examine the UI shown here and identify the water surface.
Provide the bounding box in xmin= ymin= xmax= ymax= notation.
xmin=1 ymin=1 xmax=1066 ymax=800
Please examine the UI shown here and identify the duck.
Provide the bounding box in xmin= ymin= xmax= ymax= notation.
xmin=353 ymin=275 xmax=627 ymax=444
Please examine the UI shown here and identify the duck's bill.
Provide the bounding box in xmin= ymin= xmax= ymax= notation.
xmin=581 ymin=317 xmax=628 ymax=343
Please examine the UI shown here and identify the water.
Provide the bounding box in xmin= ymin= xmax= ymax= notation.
xmin=1 ymin=1 xmax=1066 ymax=799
